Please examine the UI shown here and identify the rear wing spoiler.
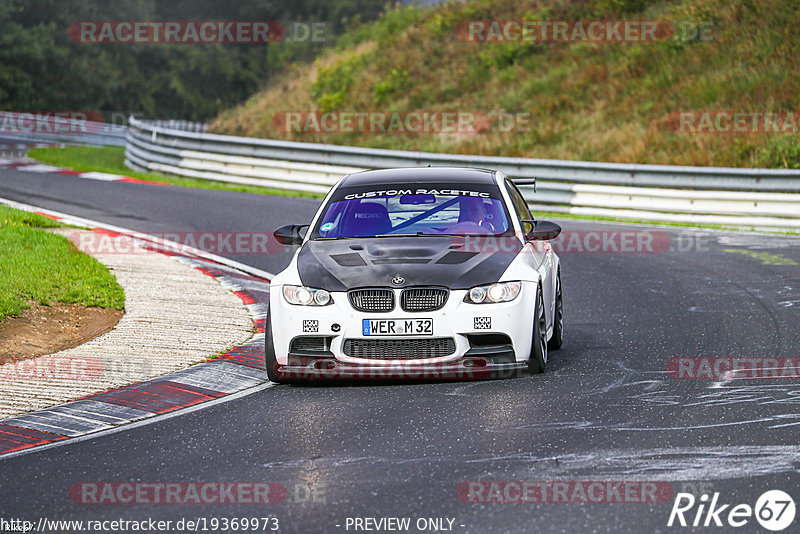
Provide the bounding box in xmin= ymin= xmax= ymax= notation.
xmin=510 ymin=177 xmax=537 ymax=193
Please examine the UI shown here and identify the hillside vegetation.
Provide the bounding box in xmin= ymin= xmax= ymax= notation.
xmin=211 ymin=0 xmax=800 ymax=168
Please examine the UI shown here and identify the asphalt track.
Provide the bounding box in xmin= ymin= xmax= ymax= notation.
xmin=2 ymin=168 xmax=800 ymax=533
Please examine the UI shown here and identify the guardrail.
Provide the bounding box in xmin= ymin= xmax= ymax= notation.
xmin=126 ymin=117 xmax=800 ymax=229
xmin=0 ymin=111 xmax=128 ymax=147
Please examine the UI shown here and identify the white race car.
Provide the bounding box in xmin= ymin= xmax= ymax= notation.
xmin=266 ymin=167 xmax=563 ymax=382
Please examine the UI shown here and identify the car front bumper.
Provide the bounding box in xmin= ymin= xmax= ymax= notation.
xmin=269 ymin=284 xmax=538 ymax=380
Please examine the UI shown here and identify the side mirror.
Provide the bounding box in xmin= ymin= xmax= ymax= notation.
xmin=274 ymin=224 xmax=308 ymax=245
xmin=522 ymin=220 xmax=561 ymax=241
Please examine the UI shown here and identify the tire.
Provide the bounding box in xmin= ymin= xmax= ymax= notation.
xmin=548 ymin=272 xmax=564 ymax=350
xmin=528 ymin=285 xmax=547 ymax=374
xmin=264 ymin=310 xmax=287 ymax=383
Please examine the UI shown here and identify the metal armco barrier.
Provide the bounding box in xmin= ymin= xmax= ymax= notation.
xmin=126 ymin=117 xmax=800 ymax=229
xmin=0 ymin=111 xmax=128 ymax=147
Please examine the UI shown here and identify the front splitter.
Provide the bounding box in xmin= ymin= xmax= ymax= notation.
xmin=276 ymin=358 xmax=528 ymax=381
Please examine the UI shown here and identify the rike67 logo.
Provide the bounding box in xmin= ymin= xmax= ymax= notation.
xmin=668 ymin=490 xmax=795 ymax=531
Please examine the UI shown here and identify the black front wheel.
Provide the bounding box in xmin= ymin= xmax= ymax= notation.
xmin=264 ymin=310 xmax=287 ymax=383
xmin=528 ymin=286 xmax=547 ymax=374
xmin=548 ymin=272 xmax=564 ymax=350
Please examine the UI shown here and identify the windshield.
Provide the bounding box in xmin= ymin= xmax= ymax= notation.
xmin=311 ymin=187 xmax=512 ymax=239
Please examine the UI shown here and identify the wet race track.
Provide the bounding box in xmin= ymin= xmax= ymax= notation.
xmin=1 ymin=168 xmax=800 ymax=533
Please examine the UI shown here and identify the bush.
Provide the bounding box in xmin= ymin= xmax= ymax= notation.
xmin=310 ymin=55 xmax=362 ymax=111
xmin=593 ymin=0 xmax=649 ymax=16
xmin=760 ymin=136 xmax=800 ymax=168
xmin=373 ymin=68 xmax=410 ymax=103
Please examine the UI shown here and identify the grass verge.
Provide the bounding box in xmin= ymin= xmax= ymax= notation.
xmin=0 ymin=205 xmax=125 ymax=321
xmin=28 ymin=146 xmax=324 ymax=199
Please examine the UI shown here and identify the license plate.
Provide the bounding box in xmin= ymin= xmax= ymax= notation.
xmin=363 ymin=318 xmax=433 ymax=336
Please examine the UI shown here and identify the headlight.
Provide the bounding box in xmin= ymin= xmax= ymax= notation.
xmin=283 ymin=285 xmax=333 ymax=306
xmin=464 ymin=282 xmax=522 ymax=304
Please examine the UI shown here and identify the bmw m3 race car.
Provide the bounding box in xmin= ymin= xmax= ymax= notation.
xmin=266 ymin=167 xmax=563 ymax=382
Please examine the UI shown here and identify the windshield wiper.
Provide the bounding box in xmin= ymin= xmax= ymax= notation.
xmin=374 ymin=233 xmax=419 ymax=238
xmin=435 ymin=233 xmax=503 ymax=237
xmin=316 ymin=232 xmax=446 ymax=240
xmin=373 ymin=232 xmax=446 ymax=238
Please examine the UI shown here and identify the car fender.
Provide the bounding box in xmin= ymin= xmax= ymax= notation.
xmin=496 ymin=242 xmax=557 ymax=337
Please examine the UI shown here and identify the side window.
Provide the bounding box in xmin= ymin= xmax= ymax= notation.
xmin=504 ymin=180 xmax=533 ymax=234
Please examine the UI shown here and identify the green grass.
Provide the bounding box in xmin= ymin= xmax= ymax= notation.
xmin=0 ymin=206 xmax=64 ymax=229
xmin=28 ymin=146 xmax=324 ymax=199
xmin=0 ymin=206 xmax=125 ymax=321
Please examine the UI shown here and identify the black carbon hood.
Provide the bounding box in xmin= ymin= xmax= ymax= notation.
xmin=296 ymin=236 xmax=521 ymax=291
